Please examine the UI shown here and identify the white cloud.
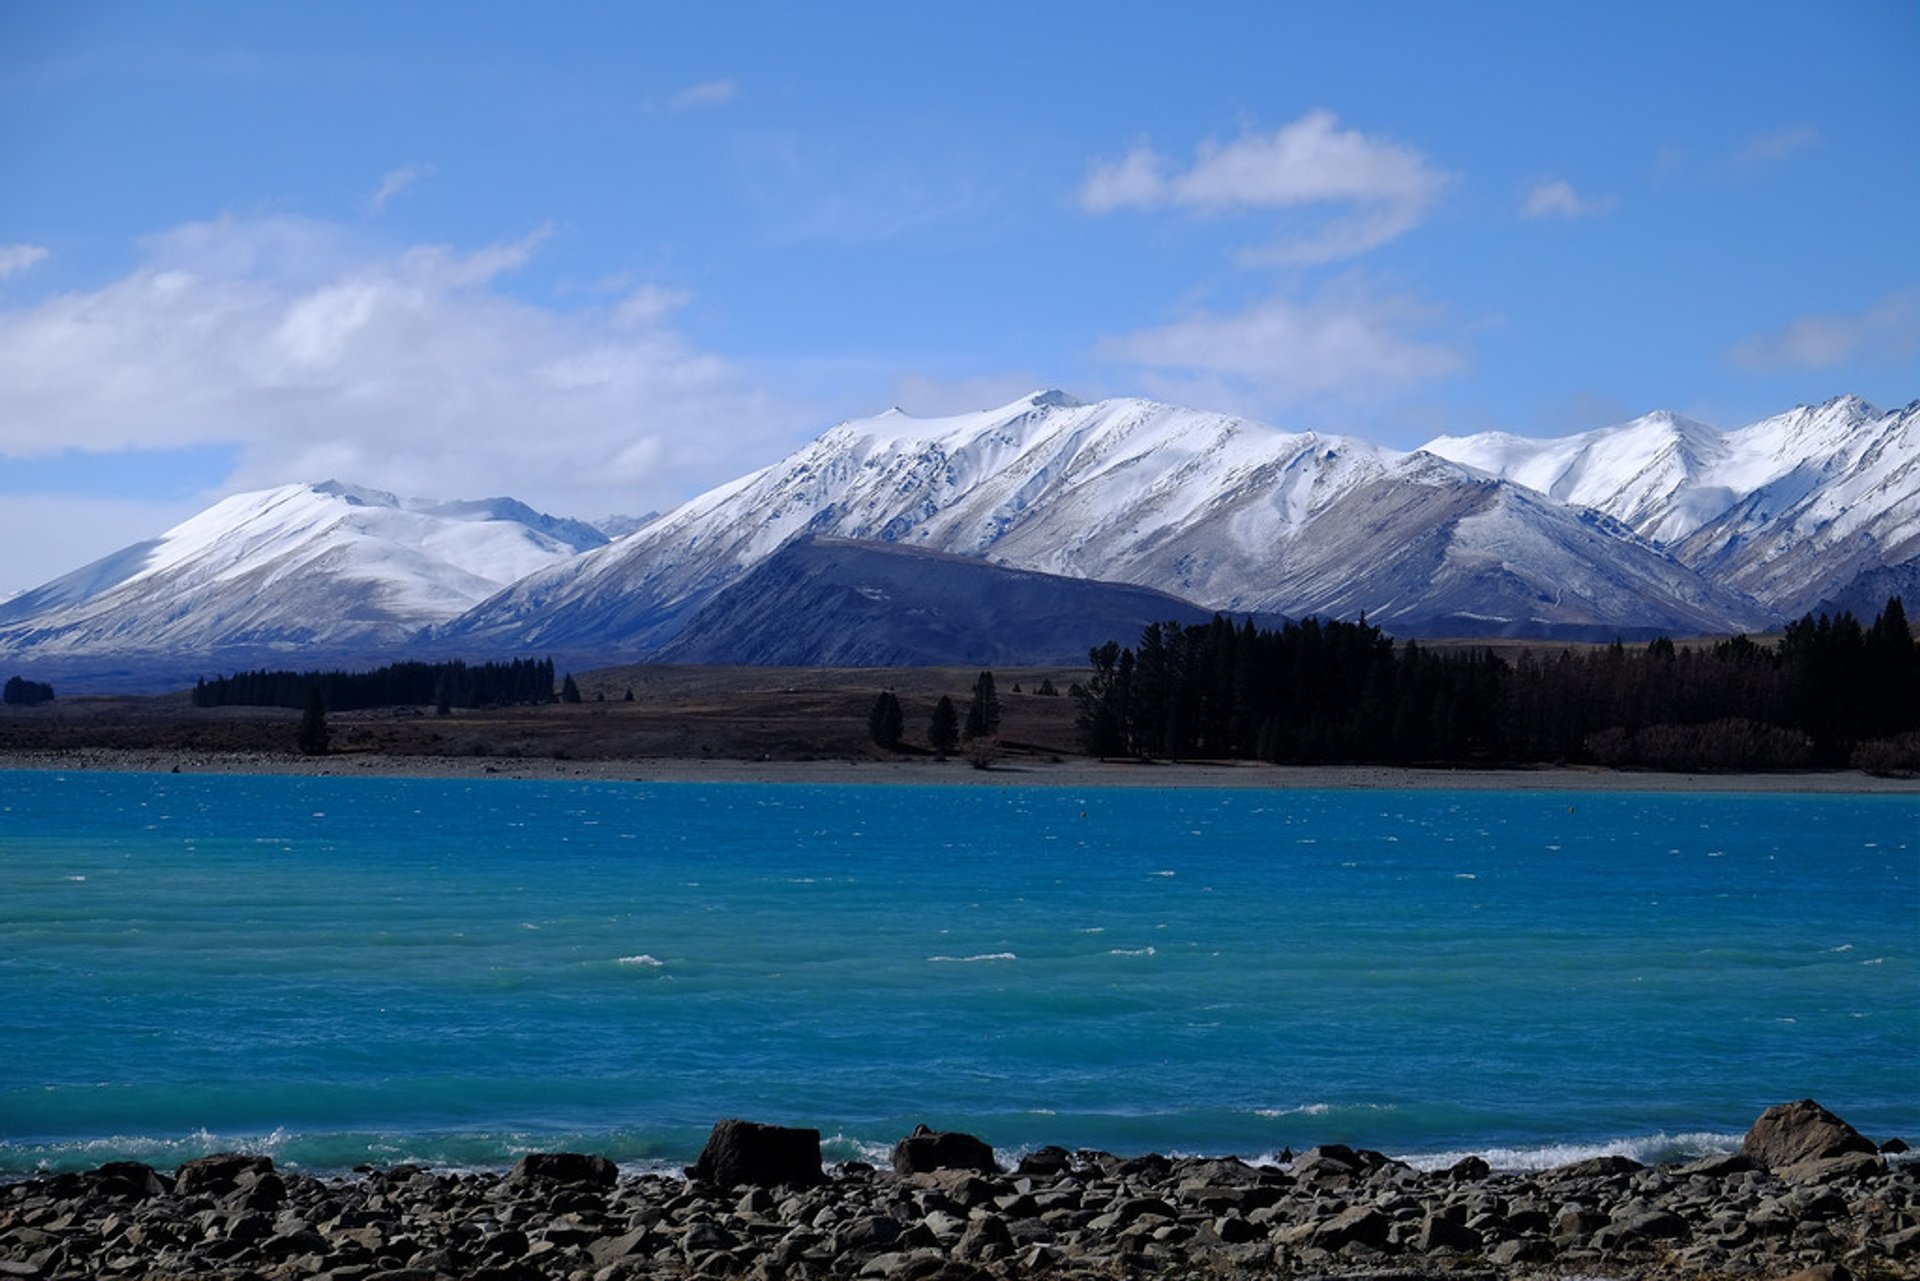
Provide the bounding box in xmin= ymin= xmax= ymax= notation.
xmin=669 ymin=78 xmax=737 ymax=111
xmin=1097 ymin=284 xmax=1465 ymax=407
xmin=1078 ymin=145 xmax=1166 ymax=214
xmin=0 ymin=244 xmax=51 ymax=279
xmin=1734 ymin=124 xmax=1820 ymax=170
xmin=1729 ymin=289 xmax=1920 ymax=371
xmin=0 ymin=214 xmax=809 ymax=545
xmin=1079 ymin=110 xmax=1452 ymax=264
xmin=367 ymin=163 xmax=432 ymax=213
xmin=1521 ymin=179 xmax=1616 ymax=220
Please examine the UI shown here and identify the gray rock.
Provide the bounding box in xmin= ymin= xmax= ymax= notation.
xmin=1309 ymin=1204 xmax=1393 ymax=1250
xmin=1777 ymin=1151 xmax=1887 ymax=1184
xmin=1413 ymin=1211 xmax=1480 ymax=1251
xmin=891 ymin=1125 xmax=996 ymax=1176
xmin=688 ymin=1118 xmax=824 ymax=1188
xmin=510 ymin=1152 xmax=616 ymax=1188
xmin=173 ymin=1153 xmax=275 ymax=1198
xmin=1743 ymin=1099 xmax=1881 ymax=1171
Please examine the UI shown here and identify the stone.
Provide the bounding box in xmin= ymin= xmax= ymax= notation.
xmin=1444 ymin=1155 xmax=1490 ymax=1181
xmin=89 ymin=1162 xmax=170 ymax=1200
xmin=510 ymin=1152 xmax=617 ymax=1188
xmin=1777 ymin=1152 xmax=1886 ymax=1184
xmin=1742 ymin=1100 xmax=1880 ymax=1171
xmin=1675 ymin=1151 xmax=1760 ymax=1178
xmin=891 ymin=1126 xmax=996 ymax=1176
xmin=1413 ymin=1212 xmax=1480 ymax=1251
xmin=688 ymin=1119 xmax=824 ymax=1188
xmin=1549 ymin=1154 xmax=1644 ymax=1179
xmin=1614 ymin=1207 xmax=1690 ymax=1242
xmin=1488 ymin=1235 xmax=1554 ymax=1264
xmin=173 ymin=1153 xmax=275 ymax=1198
xmin=1013 ymin=1146 xmax=1070 ymax=1176
xmin=1309 ymin=1204 xmax=1392 ymax=1251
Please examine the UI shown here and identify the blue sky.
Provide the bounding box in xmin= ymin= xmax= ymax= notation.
xmin=2 ymin=0 xmax=1916 ymax=594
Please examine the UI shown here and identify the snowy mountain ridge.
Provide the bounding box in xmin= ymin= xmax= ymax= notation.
xmin=0 ymin=481 xmax=608 ymax=658
xmin=1423 ymin=395 xmax=1920 ymax=612
xmin=0 ymin=389 xmax=1910 ymax=686
xmin=436 ymin=390 xmax=1777 ymax=655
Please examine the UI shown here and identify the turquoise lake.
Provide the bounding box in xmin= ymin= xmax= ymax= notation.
xmin=1 ymin=770 xmax=1914 ymax=1175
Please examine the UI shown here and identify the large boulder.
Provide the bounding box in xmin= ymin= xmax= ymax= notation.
xmin=511 ymin=1151 xmax=617 ymax=1187
xmin=173 ymin=1152 xmax=274 ymax=1198
xmin=90 ymin=1160 xmax=170 ymax=1199
xmin=1742 ymin=1100 xmax=1879 ymax=1171
xmin=891 ymin=1124 xmax=996 ymax=1176
xmin=688 ymin=1119 xmax=824 ymax=1187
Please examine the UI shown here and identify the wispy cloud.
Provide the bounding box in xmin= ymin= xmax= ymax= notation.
xmin=0 ymin=214 xmax=803 ymax=529
xmin=366 ymin=163 xmax=432 ymax=213
xmin=0 ymin=244 xmax=50 ymax=280
xmin=1097 ymin=282 xmax=1465 ymax=409
xmin=1729 ymin=289 xmax=1919 ymax=371
xmin=1080 ymin=110 xmax=1453 ymax=265
xmin=1733 ymin=124 xmax=1820 ymax=171
xmin=1521 ymin=179 xmax=1616 ymax=220
xmin=669 ymin=78 xmax=738 ymax=112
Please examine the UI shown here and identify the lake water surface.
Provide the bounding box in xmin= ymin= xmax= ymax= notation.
xmin=2 ymin=770 xmax=1914 ymax=1175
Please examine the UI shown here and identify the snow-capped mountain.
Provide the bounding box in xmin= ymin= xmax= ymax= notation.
xmin=439 ymin=390 xmax=1773 ymax=654
xmin=4 ymin=389 xmax=1907 ymax=689
xmin=1425 ymin=396 xmax=1920 ymax=614
xmin=0 ymin=481 xmax=608 ymax=660
xmin=438 ymin=391 xmax=1392 ymax=653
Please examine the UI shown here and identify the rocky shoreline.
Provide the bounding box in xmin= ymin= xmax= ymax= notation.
xmin=2 ymin=1103 xmax=1914 ymax=1280
xmin=5 ymin=746 xmax=1919 ymax=794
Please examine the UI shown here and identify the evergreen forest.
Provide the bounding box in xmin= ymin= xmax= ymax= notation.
xmin=192 ymin=658 xmax=558 ymax=712
xmin=1075 ymin=599 xmax=1920 ymax=772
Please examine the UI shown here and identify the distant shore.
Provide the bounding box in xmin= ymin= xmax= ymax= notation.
xmin=3 ymin=746 xmax=1917 ymax=793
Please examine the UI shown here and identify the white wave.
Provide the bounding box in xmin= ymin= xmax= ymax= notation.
xmin=927 ymin=952 xmax=1017 ymax=963
xmin=819 ymin=1132 xmax=894 ymax=1166
xmin=64 ymin=875 xmax=87 ymax=882
xmin=1151 ymin=870 xmax=1176 ymax=877
xmin=1397 ymin=1129 xmax=1744 ymax=1173
xmin=617 ymin=954 xmax=665 ymax=967
xmin=1108 ymin=947 xmax=1156 ymax=957
xmin=1830 ymin=943 xmax=1854 ymax=952
xmin=1454 ymin=872 xmax=1477 ymax=880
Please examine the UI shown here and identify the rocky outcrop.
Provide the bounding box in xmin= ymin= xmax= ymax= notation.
xmin=512 ymin=1151 xmax=617 ymax=1187
xmin=1 ymin=1105 xmax=1914 ymax=1280
xmin=687 ymin=1118 xmax=824 ymax=1188
xmin=1745 ymin=1099 xmax=1884 ymax=1177
xmin=892 ymin=1125 xmax=998 ymax=1176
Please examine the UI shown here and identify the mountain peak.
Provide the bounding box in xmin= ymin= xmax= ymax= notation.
xmin=311 ymin=479 xmax=402 ymax=507
xmin=1024 ymin=389 xmax=1084 ymax=410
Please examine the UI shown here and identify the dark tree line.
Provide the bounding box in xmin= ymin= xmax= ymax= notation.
xmin=3 ymin=676 xmax=55 ymax=706
xmin=1076 ymin=599 xmax=1920 ymax=771
xmin=192 ymin=658 xmax=559 ymax=712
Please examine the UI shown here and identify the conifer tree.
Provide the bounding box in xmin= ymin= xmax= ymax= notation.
xmin=962 ymin=670 xmax=1000 ymax=741
xmin=929 ymin=695 xmax=960 ymax=757
xmin=561 ymin=674 xmax=582 ymax=704
xmin=868 ymin=690 xmax=905 ymax=747
xmin=297 ymin=687 xmax=329 ymax=756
